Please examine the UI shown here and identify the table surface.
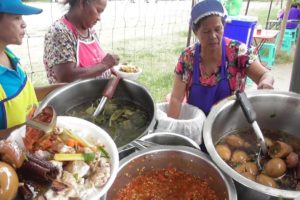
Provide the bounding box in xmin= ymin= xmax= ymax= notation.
xmin=253 ymin=29 xmax=279 ymax=40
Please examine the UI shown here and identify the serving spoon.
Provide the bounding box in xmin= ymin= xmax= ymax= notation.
xmin=93 ymin=71 xmax=121 ymax=117
xmin=26 ymin=106 xmax=57 ymax=134
xmin=235 ymin=91 xmax=268 ymax=169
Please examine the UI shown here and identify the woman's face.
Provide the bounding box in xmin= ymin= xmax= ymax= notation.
xmin=0 ymin=14 xmax=26 ymax=45
xmin=194 ymin=15 xmax=224 ymax=50
xmin=81 ymin=0 xmax=107 ymax=29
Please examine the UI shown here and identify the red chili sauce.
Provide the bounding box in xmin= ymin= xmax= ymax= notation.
xmin=116 ymin=167 xmax=217 ymax=200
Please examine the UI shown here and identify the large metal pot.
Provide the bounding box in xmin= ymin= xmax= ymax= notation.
xmin=37 ymin=78 xmax=156 ymax=150
xmin=141 ymin=132 xmax=200 ymax=149
xmin=203 ymin=90 xmax=300 ymax=200
xmin=105 ymin=146 xmax=237 ymax=199
xmin=118 ymin=132 xmax=200 ymax=159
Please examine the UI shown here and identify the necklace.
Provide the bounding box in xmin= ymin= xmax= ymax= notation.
xmin=64 ymin=14 xmax=91 ymax=40
xmin=76 ymin=28 xmax=90 ymax=40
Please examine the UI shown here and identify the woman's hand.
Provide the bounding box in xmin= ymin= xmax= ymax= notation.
xmin=247 ymin=61 xmax=274 ymax=90
xmin=101 ymin=53 xmax=120 ymax=70
xmin=257 ymin=81 xmax=274 ymax=89
xmin=257 ymin=72 xmax=274 ymax=89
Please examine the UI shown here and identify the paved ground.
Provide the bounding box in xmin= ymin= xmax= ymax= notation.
xmin=246 ymin=62 xmax=293 ymax=92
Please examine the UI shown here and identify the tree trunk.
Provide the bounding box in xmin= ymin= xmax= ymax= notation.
xmin=276 ymin=0 xmax=293 ymax=54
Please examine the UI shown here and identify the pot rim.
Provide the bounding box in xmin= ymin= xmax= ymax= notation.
xmin=140 ymin=132 xmax=200 ymax=149
xmin=203 ymin=90 xmax=300 ymax=198
xmin=116 ymin=145 xmax=237 ymax=200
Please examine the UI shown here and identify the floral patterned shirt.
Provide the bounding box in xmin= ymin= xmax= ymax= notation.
xmin=43 ymin=17 xmax=100 ymax=84
xmin=175 ymin=37 xmax=257 ymax=93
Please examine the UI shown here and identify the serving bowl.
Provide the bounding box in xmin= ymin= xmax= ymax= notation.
xmin=203 ymin=90 xmax=300 ymax=199
xmin=105 ymin=146 xmax=237 ymax=199
xmin=8 ymin=116 xmax=119 ymax=200
xmin=113 ymin=64 xmax=142 ymax=80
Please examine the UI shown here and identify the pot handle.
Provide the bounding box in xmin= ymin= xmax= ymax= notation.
xmin=102 ymin=75 xmax=121 ymax=99
xmin=236 ymin=91 xmax=256 ymax=123
xmin=147 ymin=119 xmax=159 ymax=134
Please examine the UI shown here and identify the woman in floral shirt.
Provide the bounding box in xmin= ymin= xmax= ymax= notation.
xmin=167 ymin=0 xmax=274 ymax=117
xmin=43 ymin=0 xmax=119 ymax=84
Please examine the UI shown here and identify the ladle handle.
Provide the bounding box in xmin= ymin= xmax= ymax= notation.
xmin=102 ymin=75 xmax=121 ymax=99
xmin=236 ymin=91 xmax=256 ymax=123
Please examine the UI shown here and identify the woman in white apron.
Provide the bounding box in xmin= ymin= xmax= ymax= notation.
xmin=43 ymin=0 xmax=119 ymax=84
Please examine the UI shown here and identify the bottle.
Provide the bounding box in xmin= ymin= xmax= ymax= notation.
xmin=256 ymin=24 xmax=262 ymax=35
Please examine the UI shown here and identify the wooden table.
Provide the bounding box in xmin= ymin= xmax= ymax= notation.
xmin=253 ymin=29 xmax=279 ymax=54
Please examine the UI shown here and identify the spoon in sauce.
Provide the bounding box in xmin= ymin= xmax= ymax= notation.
xmin=235 ymin=91 xmax=268 ymax=169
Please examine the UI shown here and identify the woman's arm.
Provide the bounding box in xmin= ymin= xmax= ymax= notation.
xmin=246 ymin=61 xmax=274 ymax=89
xmin=167 ymin=74 xmax=187 ymax=119
xmin=52 ymin=53 xmax=119 ymax=83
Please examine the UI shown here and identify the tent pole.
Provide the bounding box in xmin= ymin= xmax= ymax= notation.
xmin=289 ymin=36 xmax=300 ymax=93
xmin=186 ymin=0 xmax=195 ymax=47
xmin=245 ymin=0 xmax=250 ymax=15
xmin=265 ymin=0 xmax=274 ymax=29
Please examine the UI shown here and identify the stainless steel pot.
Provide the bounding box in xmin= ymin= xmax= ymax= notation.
xmin=37 ymin=78 xmax=156 ymax=150
xmin=118 ymin=132 xmax=200 ymax=159
xmin=203 ymin=90 xmax=300 ymax=200
xmin=140 ymin=132 xmax=200 ymax=149
xmin=105 ymin=146 xmax=237 ymax=199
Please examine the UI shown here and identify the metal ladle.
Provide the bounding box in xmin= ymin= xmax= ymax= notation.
xmin=93 ymin=73 xmax=121 ymax=117
xmin=235 ymin=91 xmax=268 ymax=168
xmin=26 ymin=106 xmax=57 ymax=134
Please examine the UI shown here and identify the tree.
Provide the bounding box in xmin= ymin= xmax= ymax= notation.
xmin=276 ymin=0 xmax=293 ymax=54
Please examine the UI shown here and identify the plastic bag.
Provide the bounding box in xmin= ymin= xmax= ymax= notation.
xmin=155 ymin=102 xmax=206 ymax=144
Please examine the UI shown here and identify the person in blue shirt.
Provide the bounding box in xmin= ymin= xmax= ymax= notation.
xmin=0 ymin=0 xmax=64 ymax=138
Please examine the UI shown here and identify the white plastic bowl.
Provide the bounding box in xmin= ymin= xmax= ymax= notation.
xmin=8 ymin=116 xmax=119 ymax=200
xmin=113 ymin=64 xmax=142 ymax=80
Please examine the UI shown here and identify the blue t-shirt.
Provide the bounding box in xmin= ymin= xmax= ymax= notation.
xmin=0 ymin=48 xmax=32 ymax=129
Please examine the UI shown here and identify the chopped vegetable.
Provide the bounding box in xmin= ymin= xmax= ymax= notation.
xmin=98 ymin=146 xmax=110 ymax=158
xmin=60 ymin=128 xmax=92 ymax=148
xmin=119 ymin=64 xmax=139 ymax=73
xmin=54 ymin=153 xmax=95 ymax=162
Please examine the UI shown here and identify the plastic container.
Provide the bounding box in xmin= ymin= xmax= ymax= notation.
xmin=224 ymin=16 xmax=258 ymax=47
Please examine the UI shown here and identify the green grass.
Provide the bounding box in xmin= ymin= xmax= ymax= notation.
xmin=275 ymin=51 xmax=294 ymax=64
xmin=112 ymin=31 xmax=187 ymax=102
xmin=246 ymin=4 xmax=280 ymax=27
